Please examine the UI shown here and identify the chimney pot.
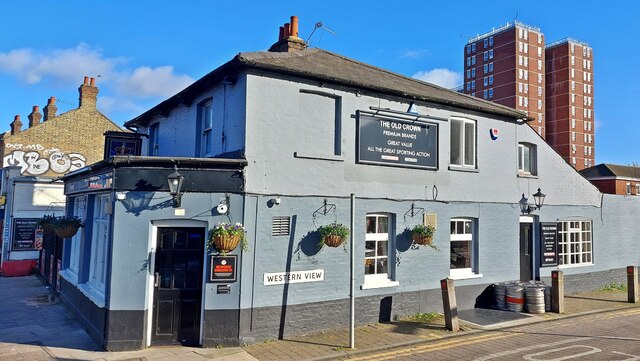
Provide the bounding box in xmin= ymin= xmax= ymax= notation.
xmin=284 ymin=23 xmax=290 ymax=37
xmin=290 ymin=16 xmax=299 ymax=37
xmin=28 ymin=105 xmax=42 ymax=127
xmin=90 ymin=77 xmax=96 ymax=86
xmin=79 ymin=77 xmax=99 ymax=108
xmin=279 ymin=26 xmax=284 ymax=41
xmin=11 ymin=115 xmax=23 ymax=135
xmin=43 ymin=97 xmax=58 ymax=121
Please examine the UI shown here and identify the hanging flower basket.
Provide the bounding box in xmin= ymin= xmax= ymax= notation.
xmin=317 ymin=223 xmax=350 ymax=249
xmin=211 ymin=234 xmax=242 ymax=253
xmin=52 ymin=216 xmax=84 ymax=239
xmin=410 ymin=224 xmax=437 ymax=249
xmin=37 ymin=215 xmax=58 ymax=235
xmin=55 ymin=224 xmax=81 ymax=238
xmin=411 ymin=232 xmax=433 ymax=246
xmin=324 ymin=234 xmax=346 ymax=248
xmin=208 ymin=223 xmax=248 ymax=255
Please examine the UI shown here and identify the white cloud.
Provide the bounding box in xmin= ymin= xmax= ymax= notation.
xmin=0 ymin=43 xmax=123 ymax=85
xmin=116 ymin=66 xmax=193 ymax=98
xmin=412 ymin=68 xmax=462 ymax=89
xmin=0 ymin=44 xmax=194 ymax=119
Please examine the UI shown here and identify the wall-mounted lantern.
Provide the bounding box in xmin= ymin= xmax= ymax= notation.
xmin=167 ymin=165 xmax=184 ymax=208
xmin=519 ymin=188 xmax=546 ymax=214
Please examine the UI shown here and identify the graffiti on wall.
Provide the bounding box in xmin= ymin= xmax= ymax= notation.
xmin=3 ymin=143 xmax=87 ymax=175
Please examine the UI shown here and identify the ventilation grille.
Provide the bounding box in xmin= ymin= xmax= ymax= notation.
xmin=272 ymin=216 xmax=290 ymax=236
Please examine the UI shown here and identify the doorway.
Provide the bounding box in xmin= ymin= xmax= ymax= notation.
xmin=151 ymin=227 xmax=204 ymax=346
xmin=519 ymin=221 xmax=533 ymax=281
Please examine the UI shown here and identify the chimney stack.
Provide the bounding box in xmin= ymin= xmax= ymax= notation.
xmin=43 ymin=97 xmax=57 ymax=121
xmin=269 ymin=15 xmax=307 ymax=53
xmin=28 ymin=106 xmax=42 ymax=127
xmin=10 ymin=115 xmax=22 ymax=135
xmin=78 ymin=76 xmax=99 ymax=108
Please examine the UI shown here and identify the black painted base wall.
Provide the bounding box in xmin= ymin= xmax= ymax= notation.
xmin=203 ymin=309 xmax=241 ymax=347
xmin=105 ymin=310 xmax=146 ymax=351
xmin=59 ymin=278 xmax=107 ymax=348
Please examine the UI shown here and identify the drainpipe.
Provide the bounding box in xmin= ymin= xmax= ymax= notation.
xmin=349 ymin=193 xmax=355 ymax=349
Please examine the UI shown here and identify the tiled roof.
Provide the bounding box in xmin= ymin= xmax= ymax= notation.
xmin=580 ymin=163 xmax=640 ymax=179
xmin=126 ymin=48 xmax=528 ymax=127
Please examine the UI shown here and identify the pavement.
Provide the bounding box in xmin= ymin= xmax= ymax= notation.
xmin=0 ymin=275 xmax=636 ymax=361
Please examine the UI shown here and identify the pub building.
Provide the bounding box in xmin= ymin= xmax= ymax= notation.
xmin=57 ymin=17 xmax=640 ymax=350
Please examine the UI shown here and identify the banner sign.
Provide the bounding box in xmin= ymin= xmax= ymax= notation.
xmin=357 ymin=114 xmax=438 ymax=169
xmin=12 ymin=218 xmax=38 ymax=250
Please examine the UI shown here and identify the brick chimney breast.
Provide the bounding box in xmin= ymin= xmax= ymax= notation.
xmin=10 ymin=115 xmax=22 ymax=135
xmin=43 ymin=97 xmax=57 ymax=121
xmin=28 ymin=105 xmax=42 ymax=127
xmin=269 ymin=16 xmax=307 ymax=53
xmin=78 ymin=76 xmax=99 ymax=108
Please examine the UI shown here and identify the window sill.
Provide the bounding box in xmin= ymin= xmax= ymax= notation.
xmin=448 ymin=165 xmax=479 ymax=173
xmin=517 ymin=172 xmax=538 ymax=179
xmin=294 ymin=152 xmax=344 ymax=162
xmin=58 ymin=269 xmax=79 ymax=286
xmin=449 ymin=273 xmax=483 ymax=280
xmin=360 ymin=280 xmax=399 ymax=290
xmin=558 ymin=263 xmax=593 ymax=270
xmin=78 ymin=283 xmax=106 ymax=308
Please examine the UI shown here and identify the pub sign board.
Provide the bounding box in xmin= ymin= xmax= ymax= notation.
xmin=12 ymin=218 xmax=39 ymax=250
xmin=357 ymin=114 xmax=438 ymax=170
xmin=209 ymin=255 xmax=237 ymax=283
xmin=540 ymin=222 xmax=559 ymax=267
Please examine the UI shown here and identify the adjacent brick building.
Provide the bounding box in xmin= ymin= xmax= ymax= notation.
xmin=463 ymin=22 xmax=546 ymax=137
xmin=546 ymin=39 xmax=595 ymax=170
xmin=580 ymin=163 xmax=640 ymax=195
xmin=463 ymin=22 xmax=595 ymax=171
xmin=0 ymin=76 xmax=123 ymax=277
xmin=0 ymin=76 xmax=122 ymax=177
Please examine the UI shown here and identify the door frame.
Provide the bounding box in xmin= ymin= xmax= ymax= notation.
xmin=519 ymin=216 xmax=535 ymax=281
xmin=145 ymin=219 xmax=207 ymax=348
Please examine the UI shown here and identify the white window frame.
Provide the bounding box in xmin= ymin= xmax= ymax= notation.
xmin=200 ymin=100 xmax=214 ymax=157
xmin=148 ymin=123 xmax=159 ymax=156
xmin=488 ymin=88 xmax=493 ymax=98
xmin=68 ymin=196 xmax=86 ymax=277
xmin=363 ymin=214 xmax=398 ymax=289
xmin=450 ymin=218 xmax=480 ymax=279
xmin=517 ymin=143 xmax=537 ymax=175
xmin=450 ymin=117 xmax=476 ymax=169
xmin=87 ymin=194 xmax=111 ymax=297
xmin=558 ymin=220 xmax=593 ymax=267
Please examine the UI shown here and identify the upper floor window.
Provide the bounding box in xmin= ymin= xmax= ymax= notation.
xmin=489 ymin=36 xmax=494 ymax=46
xmin=518 ymin=143 xmax=537 ymax=175
xmin=471 ymin=43 xmax=476 ymax=52
xmin=467 ymin=45 xmax=471 ymax=54
xmin=200 ymin=100 xmax=214 ymax=157
xmin=489 ymin=62 xmax=494 ymax=72
xmin=489 ymin=49 xmax=494 ymax=59
xmin=148 ymin=123 xmax=159 ymax=156
xmin=484 ymin=38 xmax=488 ymax=48
xmin=450 ymin=118 xmax=476 ymax=168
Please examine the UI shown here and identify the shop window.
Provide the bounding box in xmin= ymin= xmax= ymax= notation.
xmin=198 ymin=99 xmax=214 ymax=157
xmin=87 ymin=194 xmax=111 ymax=297
xmin=363 ymin=214 xmax=397 ymax=289
xmin=450 ymin=218 xmax=478 ymax=279
xmin=148 ymin=123 xmax=159 ymax=156
xmin=450 ymin=117 xmax=476 ymax=169
xmin=558 ymin=220 xmax=592 ymax=266
xmin=518 ymin=143 xmax=537 ymax=175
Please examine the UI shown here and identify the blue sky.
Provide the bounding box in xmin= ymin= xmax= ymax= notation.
xmin=1 ymin=1 xmax=638 ymax=165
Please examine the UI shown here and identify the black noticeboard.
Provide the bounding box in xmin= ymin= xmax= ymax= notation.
xmin=540 ymin=223 xmax=558 ymax=267
xmin=357 ymin=114 xmax=438 ymax=170
xmin=209 ymin=255 xmax=237 ymax=283
xmin=12 ymin=218 xmax=39 ymax=250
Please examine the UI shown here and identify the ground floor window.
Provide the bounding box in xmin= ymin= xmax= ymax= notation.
xmin=450 ymin=218 xmax=477 ymax=278
xmin=364 ymin=214 xmax=392 ymax=283
xmin=558 ymin=220 xmax=592 ymax=266
xmin=88 ymin=194 xmax=111 ymax=292
xmin=68 ymin=196 xmax=86 ymax=277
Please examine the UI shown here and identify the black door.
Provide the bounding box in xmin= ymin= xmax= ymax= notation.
xmin=519 ymin=223 xmax=533 ymax=281
xmin=152 ymin=227 xmax=204 ymax=346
